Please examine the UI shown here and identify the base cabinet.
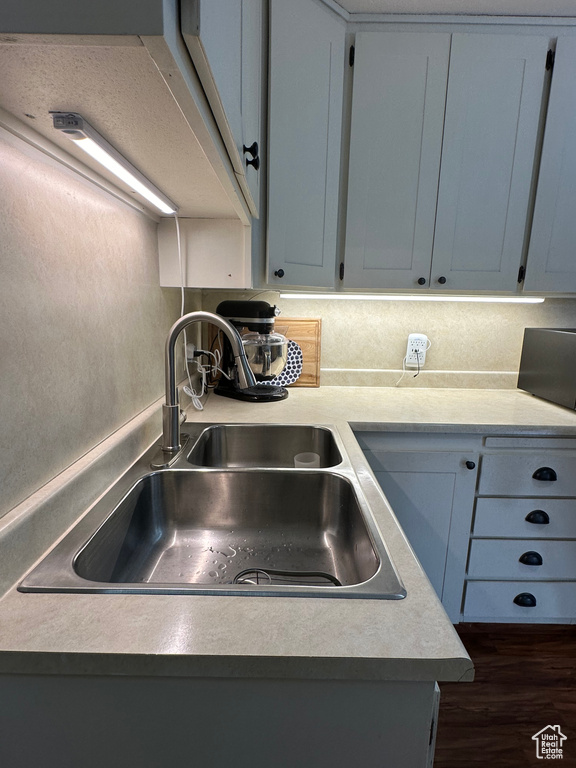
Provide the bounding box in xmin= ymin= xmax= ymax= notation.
xmin=357 ymin=432 xmax=479 ymax=622
xmin=357 ymin=431 xmax=576 ymax=624
xmin=0 ymin=674 xmax=439 ymax=768
xmin=465 ymin=436 xmax=576 ymax=623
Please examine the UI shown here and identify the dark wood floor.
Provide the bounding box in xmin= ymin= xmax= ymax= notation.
xmin=434 ymin=623 xmax=576 ymax=767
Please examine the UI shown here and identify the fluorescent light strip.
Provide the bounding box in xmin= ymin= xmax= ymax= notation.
xmin=51 ymin=112 xmax=177 ymax=215
xmin=280 ymin=293 xmax=545 ymax=304
xmin=322 ymin=367 xmax=518 ymax=374
xmin=73 ymin=138 xmax=175 ymax=215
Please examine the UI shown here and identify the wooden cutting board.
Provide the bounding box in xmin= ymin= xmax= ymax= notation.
xmin=274 ymin=317 xmax=322 ymax=387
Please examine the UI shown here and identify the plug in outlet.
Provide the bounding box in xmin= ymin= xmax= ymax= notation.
xmin=186 ymin=343 xmax=196 ymax=361
xmin=405 ymin=333 xmax=429 ymax=369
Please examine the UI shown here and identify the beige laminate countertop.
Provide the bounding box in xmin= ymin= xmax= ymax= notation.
xmin=2 ymin=387 xmax=576 ymax=682
xmin=194 ymin=385 xmax=576 ymax=434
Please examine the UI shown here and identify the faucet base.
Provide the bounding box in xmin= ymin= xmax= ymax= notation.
xmin=150 ymin=433 xmax=191 ymax=469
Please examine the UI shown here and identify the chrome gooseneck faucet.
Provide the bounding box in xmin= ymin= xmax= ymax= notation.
xmin=161 ymin=311 xmax=256 ymax=453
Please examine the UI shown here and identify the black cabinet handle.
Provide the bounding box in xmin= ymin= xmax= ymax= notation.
xmin=243 ymin=142 xmax=260 ymax=171
xmin=513 ymin=592 xmax=537 ymax=608
xmin=274 ymin=269 xmax=285 ymax=278
xmin=532 ymin=466 xmax=557 ymax=482
xmin=525 ymin=509 xmax=550 ymax=525
xmin=437 ymin=276 xmax=447 ymax=284
xmin=417 ymin=277 xmax=426 ymax=285
xmin=465 ymin=460 xmax=476 ymax=470
xmin=243 ymin=141 xmax=259 ymax=158
xmin=245 ymin=155 xmax=260 ymax=170
xmin=519 ymin=551 xmax=543 ymax=566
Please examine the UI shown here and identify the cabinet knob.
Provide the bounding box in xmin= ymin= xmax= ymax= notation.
xmin=245 ymin=155 xmax=260 ymax=171
xmin=513 ymin=592 xmax=537 ymax=608
xmin=437 ymin=276 xmax=447 ymax=285
xmin=243 ymin=141 xmax=259 ymax=158
xmin=243 ymin=142 xmax=260 ymax=171
xmin=274 ymin=269 xmax=285 ymax=278
xmin=417 ymin=277 xmax=426 ymax=285
xmin=525 ymin=509 xmax=550 ymax=525
xmin=465 ymin=460 xmax=476 ymax=470
xmin=532 ymin=466 xmax=557 ymax=482
xmin=519 ymin=551 xmax=543 ymax=566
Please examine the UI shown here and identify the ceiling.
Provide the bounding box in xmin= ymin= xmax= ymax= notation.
xmin=334 ymin=0 xmax=576 ymax=15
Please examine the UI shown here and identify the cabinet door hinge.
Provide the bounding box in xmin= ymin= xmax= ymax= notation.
xmin=518 ymin=265 xmax=526 ymax=284
xmin=339 ymin=262 xmax=345 ymax=280
xmin=349 ymin=45 xmax=355 ymax=67
xmin=546 ymin=48 xmax=555 ymax=71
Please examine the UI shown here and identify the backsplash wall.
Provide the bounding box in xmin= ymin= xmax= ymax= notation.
xmin=0 ymin=127 xmax=193 ymax=520
xmin=202 ymin=290 xmax=576 ymax=388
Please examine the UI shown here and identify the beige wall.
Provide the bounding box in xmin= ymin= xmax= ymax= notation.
xmin=3 ymin=120 xmax=576 ymax=519
xmin=0 ymin=128 xmax=190 ymax=519
xmin=202 ymin=290 xmax=576 ymax=388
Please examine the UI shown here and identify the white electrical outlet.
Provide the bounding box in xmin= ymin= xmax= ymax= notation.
xmin=405 ymin=333 xmax=429 ymax=369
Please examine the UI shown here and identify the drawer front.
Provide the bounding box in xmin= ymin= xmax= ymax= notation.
xmin=463 ymin=580 xmax=576 ymax=620
xmin=478 ymin=453 xmax=576 ymax=496
xmin=473 ymin=498 xmax=576 ymax=538
xmin=468 ymin=539 xmax=576 ymax=579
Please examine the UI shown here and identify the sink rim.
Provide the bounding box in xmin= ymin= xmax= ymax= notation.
xmin=186 ymin=422 xmax=344 ymax=469
xmin=18 ymin=425 xmax=406 ymax=600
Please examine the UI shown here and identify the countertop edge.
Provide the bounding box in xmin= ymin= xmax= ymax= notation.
xmin=0 ymin=650 xmax=475 ymax=682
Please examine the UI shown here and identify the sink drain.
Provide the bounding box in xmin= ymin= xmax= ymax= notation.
xmin=232 ymin=568 xmax=342 ymax=587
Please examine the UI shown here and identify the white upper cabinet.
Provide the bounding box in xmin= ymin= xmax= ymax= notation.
xmin=181 ymin=0 xmax=263 ymax=217
xmin=432 ymin=33 xmax=549 ymax=292
xmin=344 ymin=32 xmax=450 ymax=290
xmin=524 ymin=37 xmax=576 ymax=293
xmin=344 ymin=30 xmax=549 ymax=292
xmin=267 ymin=0 xmax=346 ymax=288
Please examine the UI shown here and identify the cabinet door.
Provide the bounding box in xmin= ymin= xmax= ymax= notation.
xmin=181 ymin=0 xmax=262 ymax=216
xmin=344 ymin=32 xmax=450 ymax=290
xmin=431 ymin=33 xmax=549 ymax=292
xmin=524 ymin=38 xmax=576 ymax=293
xmin=267 ymin=0 xmax=345 ymax=287
xmin=366 ymin=450 xmax=477 ymax=621
xmin=240 ymin=0 xmax=263 ymax=214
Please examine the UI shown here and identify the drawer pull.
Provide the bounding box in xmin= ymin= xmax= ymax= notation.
xmin=519 ymin=551 xmax=543 ymax=566
xmin=513 ymin=592 xmax=537 ymax=608
xmin=465 ymin=460 xmax=476 ymax=470
xmin=532 ymin=466 xmax=557 ymax=482
xmin=525 ymin=509 xmax=550 ymax=525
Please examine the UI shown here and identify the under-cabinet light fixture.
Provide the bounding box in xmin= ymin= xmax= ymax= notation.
xmin=51 ymin=112 xmax=177 ymax=215
xmin=279 ymin=293 xmax=545 ymax=304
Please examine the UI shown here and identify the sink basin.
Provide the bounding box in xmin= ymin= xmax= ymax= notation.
xmin=19 ymin=424 xmax=405 ymax=599
xmin=74 ymin=470 xmax=379 ymax=589
xmin=187 ymin=424 xmax=342 ymax=468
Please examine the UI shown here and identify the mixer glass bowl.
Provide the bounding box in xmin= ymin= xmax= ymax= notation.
xmin=242 ymin=332 xmax=288 ymax=381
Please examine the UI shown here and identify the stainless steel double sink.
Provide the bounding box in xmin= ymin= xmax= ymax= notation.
xmin=19 ymin=424 xmax=406 ymax=600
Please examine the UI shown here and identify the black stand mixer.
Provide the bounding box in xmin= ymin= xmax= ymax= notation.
xmin=214 ymin=300 xmax=289 ymax=402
